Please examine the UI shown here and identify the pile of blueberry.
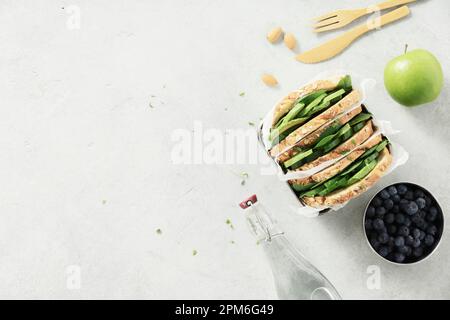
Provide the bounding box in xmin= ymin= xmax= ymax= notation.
xmin=364 ymin=183 xmax=443 ymax=264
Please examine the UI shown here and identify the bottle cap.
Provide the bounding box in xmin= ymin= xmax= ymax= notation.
xmin=239 ymin=194 xmax=257 ymax=209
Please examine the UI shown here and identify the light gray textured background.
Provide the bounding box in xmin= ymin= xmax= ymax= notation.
xmin=0 ymin=0 xmax=449 ymax=299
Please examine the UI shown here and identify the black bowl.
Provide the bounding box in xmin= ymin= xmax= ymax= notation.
xmin=363 ymin=182 xmax=444 ymax=264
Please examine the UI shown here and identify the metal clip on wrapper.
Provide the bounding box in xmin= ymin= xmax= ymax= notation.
xmin=239 ymin=195 xmax=342 ymax=300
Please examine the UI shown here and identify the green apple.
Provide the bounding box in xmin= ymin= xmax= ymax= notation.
xmin=384 ymin=49 xmax=443 ymax=107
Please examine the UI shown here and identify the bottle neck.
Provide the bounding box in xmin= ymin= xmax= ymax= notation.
xmin=245 ymin=202 xmax=284 ymax=243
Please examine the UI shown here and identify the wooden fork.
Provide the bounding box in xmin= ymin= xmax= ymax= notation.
xmin=314 ymin=0 xmax=416 ymax=33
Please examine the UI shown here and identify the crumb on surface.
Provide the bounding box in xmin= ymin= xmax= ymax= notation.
xmin=240 ymin=172 xmax=249 ymax=185
xmin=226 ymin=219 xmax=235 ymax=229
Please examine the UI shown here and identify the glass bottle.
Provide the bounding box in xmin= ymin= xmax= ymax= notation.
xmin=239 ymin=195 xmax=341 ymax=300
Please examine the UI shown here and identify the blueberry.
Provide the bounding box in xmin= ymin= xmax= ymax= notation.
xmin=415 ymin=219 xmax=427 ymax=229
xmin=387 ymin=236 xmax=395 ymax=249
xmin=383 ymin=199 xmax=394 ymax=210
xmin=405 ymin=235 xmax=414 ymax=246
xmin=413 ymin=247 xmax=424 ymax=258
xmin=409 ymin=202 xmax=420 ymax=215
xmin=397 ymin=184 xmax=408 ymax=195
xmin=424 ymin=196 xmax=432 ymax=207
xmin=394 ymin=236 xmax=405 ymax=247
xmin=392 ymin=205 xmax=400 ymax=213
xmin=373 ymin=218 xmax=385 ymax=230
xmin=395 ymin=213 xmax=405 ymax=224
xmin=391 ymin=195 xmax=401 ymax=203
xmin=419 ymin=231 xmax=426 ymax=241
xmin=427 ymin=225 xmax=437 ymax=236
xmin=429 ymin=206 xmax=438 ymax=216
xmin=413 ymin=247 xmax=423 ymax=258
xmin=398 ymin=245 xmax=409 ymax=254
xmin=379 ymin=246 xmax=389 ymax=257
xmin=387 ymin=225 xmax=397 ymax=235
xmin=372 ymin=197 xmax=383 ymax=207
xmin=384 ymin=213 xmax=395 ymax=224
xmin=411 ymin=214 xmax=420 ymax=225
xmin=366 ymin=206 xmax=376 ymax=218
xmin=398 ymin=226 xmax=409 ymax=237
xmin=378 ymin=232 xmax=390 ymax=244
xmin=412 ymin=238 xmax=421 ymax=248
xmin=404 ymin=217 xmax=411 ymax=227
xmin=388 ymin=186 xmax=398 ymax=196
xmin=376 ymin=206 xmax=386 ymax=217
xmin=412 ymin=228 xmax=421 ymax=239
xmin=380 ymin=189 xmax=390 ymax=200
xmin=370 ymin=238 xmax=380 ymax=250
xmin=426 ymin=209 xmax=438 ymax=222
xmin=394 ymin=252 xmax=405 ymax=263
xmin=414 ymin=189 xmax=425 ymax=199
xmin=415 ymin=198 xmax=426 ymax=210
xmin=406 ymin=246 xmax=412 ymax=257
xmin=388 ymin=245 xmax=394 ymax=253
xmin=405 ymin=191 xmax=414 ymax=201
xmin=399 ymin=199 xmax=409 ymax=208
xmin=424 ymin=235 xmax=435 ymax=246
xmin=365 ymin=219 xmax=373 ymax=230
xmin=402 ymin=201 xmax=418 ymax=216
xmin=417 ymin=210 xmax=427 ymax=219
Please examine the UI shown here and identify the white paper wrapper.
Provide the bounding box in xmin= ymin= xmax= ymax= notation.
xmin=258 ymin=71 xmax=409 ymax=217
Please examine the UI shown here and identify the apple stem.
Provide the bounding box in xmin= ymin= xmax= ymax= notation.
xmin=404 ymin=44 xmax=408 ymax=54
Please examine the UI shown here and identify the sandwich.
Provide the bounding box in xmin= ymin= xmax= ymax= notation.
xmin=263 ymin=74 xmax=394 ymax=209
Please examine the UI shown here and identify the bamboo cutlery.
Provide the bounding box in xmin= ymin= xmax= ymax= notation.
xmin=297 ymin=0 xmax=415 ymax=63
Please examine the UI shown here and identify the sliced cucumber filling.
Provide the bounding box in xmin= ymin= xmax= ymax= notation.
xmin=291 ymin=183 xmax=316 ymax=192
xmin=349 ymin=112 xmax=372 ymax=126
xmin=322 ymin=137 xmax=343 ymax=153
xmin=323 ymin=89 xmax=346 ymax=104
xmin=346 ymin=159 xmax=377 ymax=186
xmin=298 ymin=93 xmax=327 ymax=118
xmin=301 ymin=90 xmax=327 ymax=105
xmin=269 ymin=117 xmax=308 ymax=142
xmin=284 ymin=149 xmax=313 ymax=168
xmin=281 ymin=102 xmax=305 ymax=126
xmin=309 ymin=100 xmax=330 ymax=116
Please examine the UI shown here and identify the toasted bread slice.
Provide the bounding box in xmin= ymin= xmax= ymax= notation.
xmin=270 ymin=89 xmax=361 ymax=158
xmin=271 ymin=76 xmax=346 ymax=127
xmin=288 ymin=134 xmax=383 ymax=187
xmin=302 ymin=147 xmax=392 ymax=207
xmin=277 ymin=106 xmax=363 ymax=164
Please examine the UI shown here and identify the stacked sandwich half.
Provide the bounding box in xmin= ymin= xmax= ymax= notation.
xmin=266 ymin=75 xmax=393 ymax=208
